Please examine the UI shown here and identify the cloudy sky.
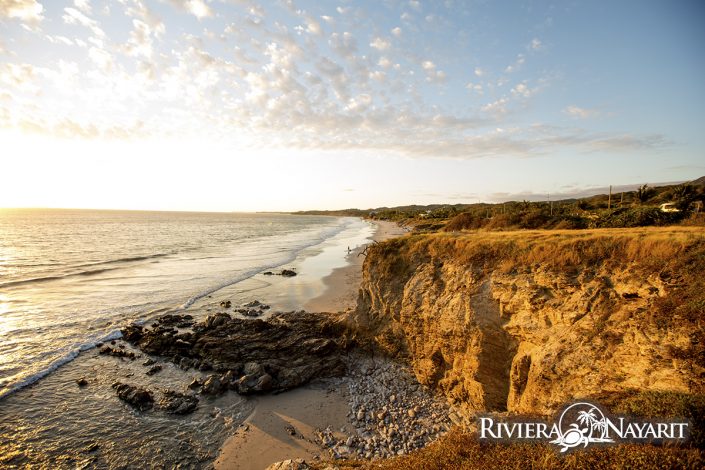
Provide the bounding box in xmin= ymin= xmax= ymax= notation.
xmin=1 ymin=0 xmax=704 ymax=211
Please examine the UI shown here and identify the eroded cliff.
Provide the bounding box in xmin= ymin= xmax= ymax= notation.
xmin=351 ymin=228 xmax=705 ymax=415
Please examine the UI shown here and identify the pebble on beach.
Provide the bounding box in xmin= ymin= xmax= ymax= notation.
xmin=313 ymin=353 xmax=463 ymax=461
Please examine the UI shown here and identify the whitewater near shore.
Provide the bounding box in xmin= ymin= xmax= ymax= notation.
xmin=0 ymin=212 xmax=379 ymax=468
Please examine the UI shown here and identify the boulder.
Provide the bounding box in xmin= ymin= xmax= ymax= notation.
xmin=188 ymin=378 xmax=202 ymax=390
xmin=112 ymin=382 xmax=154 ymax=411
xmin=121 ymin=324 xmax=144 ymax=342
xmin=265 ymin=459 xmax=310 ymax=470
xmin=159 ymin=390 xmax=198 ymax=414
xmin=236 ymin=373 xmax=273 ymax=394
xmin=202 ymin=374 xmax=227 ymax=395
xmin=280 ymin=269 xmax=297 ymax=277
xmin=99 ymin=346 xmax=136 ymax=360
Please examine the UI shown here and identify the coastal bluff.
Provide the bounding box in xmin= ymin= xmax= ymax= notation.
xmin=348 ymin=227 xmax=705 ymax=415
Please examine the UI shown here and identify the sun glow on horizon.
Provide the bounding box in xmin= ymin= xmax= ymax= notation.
xmin=1 ymin=1 xmax=703 ymax=211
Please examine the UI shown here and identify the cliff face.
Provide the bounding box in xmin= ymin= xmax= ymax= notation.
xmin=352 ymin=228 xmax=705 ymax=415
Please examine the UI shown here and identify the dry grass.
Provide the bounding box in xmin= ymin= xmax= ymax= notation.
xmin=323 ymin=429 xmax=703 ymax=470
xmin=394 ymin=226 xmax=705 ymax=272
xmin=346 ymin=228 xmax=705 ymax=469
xmin=325 ymin=390 xmax=705 ymax=469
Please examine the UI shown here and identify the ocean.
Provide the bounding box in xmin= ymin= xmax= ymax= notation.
xmin=0 ymin=209 xmax=374 ymax=467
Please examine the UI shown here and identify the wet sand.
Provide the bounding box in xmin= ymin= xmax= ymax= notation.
xmin=215 ymin=220 xmax=406 ymax=470
xmin=304 ymin=220 xmax=407 ymax=313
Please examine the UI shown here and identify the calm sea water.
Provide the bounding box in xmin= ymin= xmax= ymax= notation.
xmin=0 ymin=209 xmax=369 ymax=397
xmin=0 ymin=209 xmax=373 ymax=468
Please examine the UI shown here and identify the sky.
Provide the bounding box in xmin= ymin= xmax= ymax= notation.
xmin=0 ymin=0 xmax=704 ymax=212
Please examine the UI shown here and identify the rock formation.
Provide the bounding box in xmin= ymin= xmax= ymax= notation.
xmin=351 ymin=230 xmax=705 ymax=415
xmin=121 ymin=310 xmax=349 ymax=395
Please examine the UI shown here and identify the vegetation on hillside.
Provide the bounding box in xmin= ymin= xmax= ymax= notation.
xmin=294 ymin=178 xmax=705 ymax=232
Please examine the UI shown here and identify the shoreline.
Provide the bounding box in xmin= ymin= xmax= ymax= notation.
xmin=304 ymin=220 xmax=407 ymax=313
xmin=215 ymin=220 xmax=410 ymax=470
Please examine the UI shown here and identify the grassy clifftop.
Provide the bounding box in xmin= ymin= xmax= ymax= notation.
xmin=340 ymin=226 xmax=705 ymax=468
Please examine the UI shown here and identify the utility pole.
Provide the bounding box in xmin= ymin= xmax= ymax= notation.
xmin=608 ymin=185 xmax=612 ymax=210
xmin=548 ymin=193 xmax=553 ymax=216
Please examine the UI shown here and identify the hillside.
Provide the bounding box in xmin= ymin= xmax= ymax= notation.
xmin=295 ymin=178 xmax=705 ymax=233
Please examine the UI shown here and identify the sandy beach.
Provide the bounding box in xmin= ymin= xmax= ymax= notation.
xmin=304 ymin=220 xmax=407 ymax=313
xmin=215 ymin=220 xmax=407 ymax=470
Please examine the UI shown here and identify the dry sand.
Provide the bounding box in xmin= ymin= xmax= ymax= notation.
xmin=214 ymin=220 xmax=406 ymax=470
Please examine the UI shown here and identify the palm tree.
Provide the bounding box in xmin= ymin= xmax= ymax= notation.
xmin=636 ymin=184 xmax=655 ymax=204
xmin=673 ymin=184 xmax=696 ymax=210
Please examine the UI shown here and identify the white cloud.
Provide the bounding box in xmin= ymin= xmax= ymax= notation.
xmin=329 ymin=32 xmax=357 ymax=58
xmin=504 ymin=54 xmax=525 ymax=73
xmin=248 ymin=4 xmax=265 ymax=18
xmin=529 ymin=38 xmax=543 ymax=51
xmin=369 ymin=70 xmax=386 ymax=82
xmin=481 ymin=97 xmax=509 ymax=115
xmin=465 ymin=82 xmax=483 ymax=95
xmin=474 ymin=67 xmax=484 ymax=77
xmin=88 ymin=46 xmax=113 ymax=71
xmin=409 ymin=0 xmax=421 ymax=11
xmin=125 ymin=19 xmax=154 ymax=59
xmin=564 ymin=105 xmax=599 ymax=119
xmin=169 ymin=0 xmax=212 ymax=19
xmin=421 ymin=60 xmax=446 ymax=83
xmin=73 ymin=0 xmax=91 ymax=14
xmin=511 ymin=82 xmax=537 ymax=98
xmin=378 ymin=56 xmax=391 ymax=69
xmin=62 ymin=7 xmax=105 ymax=38
xmin=305 ymin=15 xmax=322 ymax=35
xmin=345 ymin=94 xmax=372 ymax=112
xmin=0 ymin=0 xmax=44 ymax=22
xmin=391 ymin=27 xmax=402 ymax=37
xmin=369 ymin=36 xmax=391 ymax=51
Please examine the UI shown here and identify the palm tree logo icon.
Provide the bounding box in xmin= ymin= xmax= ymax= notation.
xmin=550 ymin=402 xmax=614 ymax=452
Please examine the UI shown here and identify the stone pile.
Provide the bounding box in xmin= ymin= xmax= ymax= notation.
xmin=313 ymin=354 xmax=464 ymax=461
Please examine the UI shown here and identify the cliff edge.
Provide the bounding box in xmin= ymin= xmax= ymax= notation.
xmin=351 ymin=227 xmax=705 ymax=415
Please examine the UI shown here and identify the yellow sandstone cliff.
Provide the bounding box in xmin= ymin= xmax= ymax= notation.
xmin=351 ymin=227 xmax=705 ymax=415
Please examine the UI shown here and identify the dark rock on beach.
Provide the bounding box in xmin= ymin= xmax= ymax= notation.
xmin=76 ymin=377 xmax=88 ymax=387
xmin=234 ymin=300 xmax=270 ymax=317
xmin=158 ymin=390 xmax=199 ymax=414
xmin=99 ymin=345 xmax=136 ymax=360
xmin=146 ymin=365 xmax=162 ymax=376
xmin=121 ymin=311 xmax=348 ymax=394
xmin=201 ymin=374 xmax=227 ymax=395
xmin=112 ymin=382 xmax=154 ymax=411
xmin=220 ymin=300 xmax=232 ymax=309
xmin=262 ymin=270 xmax=297 ymax=277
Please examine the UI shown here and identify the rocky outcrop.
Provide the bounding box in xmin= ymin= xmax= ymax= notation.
xmin=351 ymin=230 xmax=705 ymax=415
xmin=112 ymin=382 xmax=154 ymax=411
xmin=122 ymin=310 xmax=349 ymax=394
xmin=158 ymin=390 xmax=198 ymax=414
